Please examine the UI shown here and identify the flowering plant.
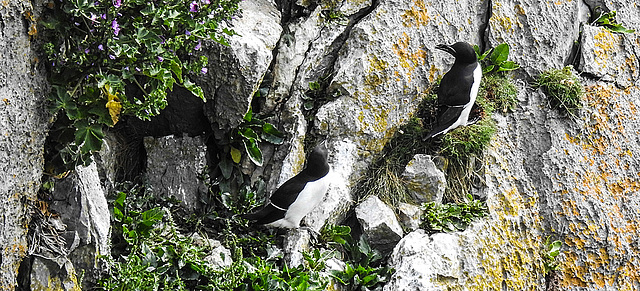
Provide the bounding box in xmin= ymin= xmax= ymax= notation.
xmin=41 ymin=0 xmax=240 ymax=172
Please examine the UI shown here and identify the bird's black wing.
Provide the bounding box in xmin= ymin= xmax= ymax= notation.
xmin=437 ymin=70 xmax=474 ymax=107
xmin=269 ymin=173 xmax=309 ymax=208
xmin=424 ymin=105 xmax=466 ymax=139
xmin=242 ymin=204 xmax=286 ymax=224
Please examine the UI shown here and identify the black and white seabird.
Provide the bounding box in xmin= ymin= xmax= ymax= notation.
xmin=424 ymin=42 xmax=482 ymax=140
xmin=243 ymin=141 xmax=331 ymax=228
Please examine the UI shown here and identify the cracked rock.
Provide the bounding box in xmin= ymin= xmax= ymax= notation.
xmin=144 ymin=135 xmax=208 ymax=211
xmin=355 ymin=195 xmax=403 ymax=252
xmin=401 ymin=154 xmax=446 ymax=204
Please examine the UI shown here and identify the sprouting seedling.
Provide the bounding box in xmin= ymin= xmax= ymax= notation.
xmin=592 ymin=9 xmax=635 ymax=34
xmin=543 ymin=238 xmax=563 ymax=274
xmin=473 ymin=43 xmax=520 ymax=74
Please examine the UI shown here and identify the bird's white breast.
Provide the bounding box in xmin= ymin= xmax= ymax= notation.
xmin=267 ymin=170 xmax=331 ymax=228
xmin=451 ymin=63 xmax=482 ymax=130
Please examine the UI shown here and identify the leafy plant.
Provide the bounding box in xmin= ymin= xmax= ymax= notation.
xmin=420 ymin=194 xmax=488 ymax=233
xmin=321 ymin=225 xmax=394 ymax=290
xmin=41 ymin=0 xmax=240 ymax=172
xmin=477 ymin=74 xmax=518 ymax=114
xmin=229 ymin=108 xmax=285 ymax=167
xmin=534 ymin=66 xmax=585 ymax=117
xmin=543 ymin=238 xmax=562 ymax=274
xmin=474 ymin=43 xmax=520 ymax=74
xmin=591 ymin=9 xmax=635 ymax=34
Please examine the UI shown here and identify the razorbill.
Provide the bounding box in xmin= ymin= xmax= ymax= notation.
xmin=424 ymin=42 xmax=482 ymax=140
xmin=243 ymin=141 xmax=331 ymax=228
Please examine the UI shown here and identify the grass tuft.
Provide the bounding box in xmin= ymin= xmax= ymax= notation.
xmin=534 ymin=66 xmax=585 ymax=117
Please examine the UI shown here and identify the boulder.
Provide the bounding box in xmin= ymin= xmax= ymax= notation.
xmin=355 ymin=195 xmax=403 ymax=252
xmin=200 ymin=0 xmax=282 ymax=130
xmin=579 ymin=25 xmax=639 ymax=87
xmin=397 ymin=202 xmax=423 ymax=232
xmin=384 ymin=230 xmax=461 ymax=290
xmin=401 ymin=154 xmax=446 ymax=204
xmin=144 ymin=135 xmax=208 ymax=211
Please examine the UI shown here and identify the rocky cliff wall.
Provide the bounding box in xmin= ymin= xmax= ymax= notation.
xmin=2 ymin=0 xmax=640 ymax=289
xmin=0 ymin=0 xmax=49 ymax=289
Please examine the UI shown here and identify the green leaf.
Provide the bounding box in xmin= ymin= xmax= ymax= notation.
xmin=219 ymin=156 xmax=233 ymax=179
xmin=169 ymin=60 xmax=183 ymax=83
xmin=243 ymin=138 xmax=263 ymax=166
xmin=184 ymin=78 xmax=204 ymax=100
xmin=230 ymin=146 xmax=242 ymax=163
xmin=239 ymin=128 xmax=259 ymax=140
xmin=490 ymin=43 xmax=510 ymax=64
xmin=74 ymin=120 xmax=104 ymax=155
xmin=243 ymin=107 xmax=253 ymax=122
xmin=498 ymin=61 xmax=520 ymax=72
xmin=261 ymin=123 xmax=285 ymax=145
xmin=483 ymin=65 xmax=495 ymax=74
xmin=140 ymin=208 xmax=164 ymax=227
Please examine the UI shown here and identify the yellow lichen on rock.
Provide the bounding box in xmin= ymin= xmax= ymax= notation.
xmin=401 ymin=0 xmax=431 ymax=27
xmin=391 ymin=32 xmax=427 ymax=82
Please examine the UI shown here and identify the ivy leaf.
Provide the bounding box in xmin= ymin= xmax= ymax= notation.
xmin=184 ymin=78 xmax=204 ymax=100
xmin=490 ymin=43 xmax=509 ymax=64
xmin=243 ymin=138 xmax=263 ymax=166
xmin=74 ymin=120 xmax=104 ymax=154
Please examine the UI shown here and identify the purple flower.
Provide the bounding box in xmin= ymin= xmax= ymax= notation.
xmin=185 ymin=30 xmax=191 ymax=36
xmin=101 ymin=14 xmax=107 ymax=20
xmin=158 ymin=56 xmax=164 ymax=62
xmin=194 ymin=40 xmax=202 ymax=51
xmin=84 ymin=48 xmax=90 ymax=53
xmin=113 ymin=0 xmax=121 ymax=7
xmin=111 ymin=19 xmax=120 ymax=36
xmin=202 ymin=0 xmax=210 ymax=4
xmin=201 ymin=67 xmax=208 ymax=74
xmin=189 ymin=1 xmax=198 ymax=12
xmin=98 ymin=44 xmax=104 ymax=51
xmin=135 ymin=67 xmax=141 ymax=72
xmin=109 ymin=54 xmax=116 ymax=60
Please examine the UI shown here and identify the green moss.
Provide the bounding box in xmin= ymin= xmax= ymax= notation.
xmin=478 ymin=74 xmax=518 ymax=114
xmin=534 ymin=66 xmax=585 ymax=117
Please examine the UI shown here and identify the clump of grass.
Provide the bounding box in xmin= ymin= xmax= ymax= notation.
xmin=534 ymin=66 xmax=585 ymax=117
xmin=478 ymin=74 xmax=519 ymax=114
xmin=438 ymin=117 xmax=496 ymax=202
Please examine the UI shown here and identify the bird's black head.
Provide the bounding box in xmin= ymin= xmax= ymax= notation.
xmin=305 ymin=141 xmax=330 ymax=177
xmin=436 ymin=42 xmax=477 ymax=64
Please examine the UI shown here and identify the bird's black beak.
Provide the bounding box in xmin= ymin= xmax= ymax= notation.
xmin=436 ymin=44 xmax=456 ymax=57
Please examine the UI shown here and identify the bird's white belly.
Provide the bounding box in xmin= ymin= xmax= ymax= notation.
xmin=445 ymin=63 xmax=482 ymax=133
xmin=267 ymin=171 xmax=331 ymax=228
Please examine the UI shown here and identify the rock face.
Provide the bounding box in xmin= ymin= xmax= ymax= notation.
xmin=355 ymin=196 xmax=403 ymax=252
xmin=402 ymin=154 xmax=446 ymax=204
xmin=200 ymin=0 xmax=282 ymax=130
xmin=144 ymin=135 xmax=208 ymax=211
xmin=4 ymin=0 xmax=640 ymax=288
xmin=0 ymin=0 xmax=50 ymax=288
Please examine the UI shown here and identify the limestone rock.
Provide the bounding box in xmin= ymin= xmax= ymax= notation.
xmin=384 ymin=230 xmax=461 ymax=290
xmin=355 ymin=196 xmax=403 ymax=252
xmin=397 ymin=202 xmax=423 ymax=232
xmin=30 ymin=258 xmax=81 ymax=291
xmin=48 ymin=163 xmax=111 ymax=289
xmin=283 ymin=228 xmax=312 ymax=267
xmin=200 ymin=0 xmax=282 ymax=129
xmin=579 ymin=25 xmax=639 ymax=87
xmin=0 ymin=0 xmax=50 ymax=287
xmin=144 ymin=135 xmax=208 ymax=211
xmin=402 ymin=154 xmax=446 ymax=204
xmin=486 ymin=0 xmax=589 ymax=76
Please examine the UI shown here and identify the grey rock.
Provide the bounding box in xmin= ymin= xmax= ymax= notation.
xmin=579 ymin=25 xmax=639 ymax=87
xmin=401 ymin=154 xmax=446 ymax=204
xmin=355 ymin=195 xmax=403 ymax=252
xmin=30 ymin=257 xmax=80 ymax=291
xmin=200 ymin=0 xmax=282 ymax=129
xmin=397 ymin=202 xmax=423 ymax=232
xmin=144 ymin=135 xmax=208 ymax=211
xmin=486 ymin=0 xmax=589 ymax=76
xmin=49 ymin=163 xmax=110 ymax=255
xmin=384 ymin=230 xmax=462 ymax=290
xmin=283 ymin=228 xmax=312 ymax=267
xmin=0 ymin=0 xmax=50 ymax=287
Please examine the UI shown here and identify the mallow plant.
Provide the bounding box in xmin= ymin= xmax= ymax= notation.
xmin=41 ymin=0 xmax=240 ymax=172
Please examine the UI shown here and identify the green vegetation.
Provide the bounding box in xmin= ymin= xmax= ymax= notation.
xmin=478 ymin=74 xmax=519 ymax=114
xmin=534 ymin=66 xmax=585 ymax=117
xmin=420 ymin=194 xmax=488 ymax=233
xmin=543 ymin=238 xmax=563 ymax=274
xmin=321 ymin=225 xmax=394 ymax=290
xmin=591 ymin=9 xmax=635 ymax=34
xmin=41 ymin=0 xmax=240 ymax=173
xmin=474 ymin=43 xmax=520 ymax=74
